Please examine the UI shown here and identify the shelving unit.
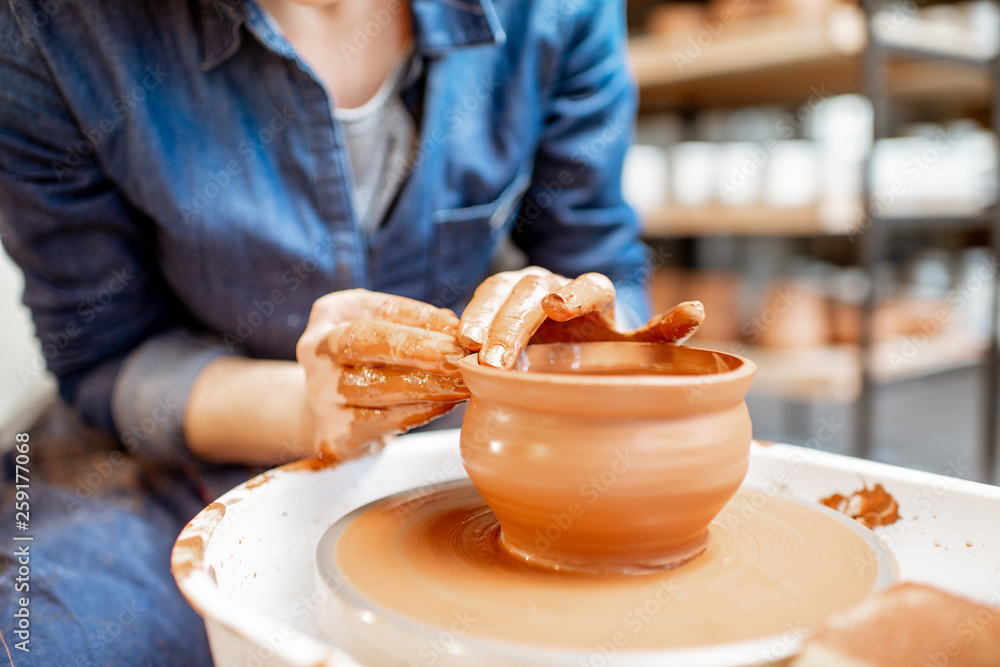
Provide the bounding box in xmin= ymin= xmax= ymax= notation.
xmin=696 ymin=330 xmax=988 ymax=404
xmin=629 ymin=6 xmax=994 ymax=239
xmin=642 ymin=204 xmax=849 ymax=236
xmin=856 ymin=0 xmax=1000 ymax=480
xmin=628 ymin=1 xmax=1000 ymax=481
xmin=629 ymin=5 xmax=990 ymax=112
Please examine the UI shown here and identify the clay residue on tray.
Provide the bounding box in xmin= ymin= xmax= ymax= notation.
xmin=820 ymin=483 xmax=900 ymax=529
xmin=282 ymin=457 xmax=341 ymax=473
xmin=244 ymin=472 xmax=274 ymax=490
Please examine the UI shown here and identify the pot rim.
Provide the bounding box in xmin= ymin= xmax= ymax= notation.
xmin=459 ymin=342 xmax=756 ymax=388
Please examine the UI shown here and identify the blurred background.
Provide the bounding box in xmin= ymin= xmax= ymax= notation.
xmin=1 ymin=0 xmax=998 ymax=482
xmin=624 ymin=0 xmax=1000 ymax=482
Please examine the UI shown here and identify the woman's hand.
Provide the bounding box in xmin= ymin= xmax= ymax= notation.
xmin=458 ymin=267 xmax=705 ymax=370
xmin=297 ymin=289 xmax=470 ymax=461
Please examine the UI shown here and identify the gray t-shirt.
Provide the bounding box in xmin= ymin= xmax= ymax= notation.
xmin=334 ymin=45 xmax=418 ymax=235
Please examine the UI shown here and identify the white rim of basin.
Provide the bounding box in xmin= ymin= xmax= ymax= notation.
xmin=171 ymin=435 xmax=899 ymax=667
xmin=171 ymin=457 xmax=346 ymax=666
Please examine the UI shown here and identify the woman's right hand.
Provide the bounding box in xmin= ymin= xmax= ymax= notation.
xmin=296 ymin=289 xmax=470 ymax=461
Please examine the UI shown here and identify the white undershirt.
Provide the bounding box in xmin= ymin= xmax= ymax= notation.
xmin=334 ymin=44 xmax=418 ymax=235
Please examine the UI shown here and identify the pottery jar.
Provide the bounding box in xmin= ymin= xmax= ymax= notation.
xmin=458 ymin=342 xmax=756 ymax=573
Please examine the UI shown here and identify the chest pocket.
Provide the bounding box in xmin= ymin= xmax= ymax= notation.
xmin=429 ymin=169 xmax=532 ymax=311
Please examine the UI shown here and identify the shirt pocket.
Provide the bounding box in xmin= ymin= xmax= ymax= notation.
xmin=429 ymin=170 xmax=532 ymax=311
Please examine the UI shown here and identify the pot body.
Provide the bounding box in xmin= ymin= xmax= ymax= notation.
xmin=459 ymin=343 xmax=755 ymax=573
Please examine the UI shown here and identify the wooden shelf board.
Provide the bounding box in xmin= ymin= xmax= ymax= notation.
xmin=641 ymin=204 xmax=858 ymax=237
xmin=692 ymin=330 xmax=988 ymax=403
xmin=629 ymin=7 xmax=990 ymax=110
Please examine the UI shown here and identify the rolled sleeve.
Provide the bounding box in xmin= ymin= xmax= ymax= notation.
xmin=111 ymin=329 xmax=233 ymax=466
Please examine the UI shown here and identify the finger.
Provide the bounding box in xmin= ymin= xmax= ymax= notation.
xmin=541 ymin=273 xmax=616 ymax=322
xmin=318 ymin=320 xmax=465 ymax=374
xmin=339 ymin=367 xmax=470 ymax=407
xmin=459 ymin=267 xmax=566 ymax=350
xmin=333 ymin=402 xmax=463 ymax=457
xmin=458 ymin=272 xmax=524 ymax=351
xmin=366 ymin=293 xmax=460 ymax=335
xmin=308 ymin=289 xmax=459 ymax=335
xmin=480 ymin=273 xmax=563 ymax=369
xmin=628 ymin=301 xmax=706 ymax=344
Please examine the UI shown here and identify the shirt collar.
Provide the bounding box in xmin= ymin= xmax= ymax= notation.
xmin=197 ymin=0 xmax=505 ymax=71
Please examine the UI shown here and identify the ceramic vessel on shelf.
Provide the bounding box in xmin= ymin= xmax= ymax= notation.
xmin=458 ymin=342 xmax=756 ymax=574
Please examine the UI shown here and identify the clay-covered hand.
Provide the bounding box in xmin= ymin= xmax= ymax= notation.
xmin=296 ymin=289 xmax=470 ymax=460
xmin=458 ymin=267 xmax=706 ymax=370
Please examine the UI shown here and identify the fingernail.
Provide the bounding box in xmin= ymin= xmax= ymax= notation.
xmin=444 ymin=344 xmax=465 ymax=364
xmin=481 ymin=343 xmax=506 ymax=368
xmin=462 ymin=324 xmax=487 ymax=346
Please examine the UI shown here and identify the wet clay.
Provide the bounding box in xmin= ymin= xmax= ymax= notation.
xmin=629 ymin=300 xmax=705 ymax=344
xmin=821 ymin=483 xmax=900 ymax=530
xmin=541 ymin=273 xmax=616 ymax=321
xmin=529 ymin=301 xmax=707 ymax=349
xmin=318 ymin=319 xmax=464 ymax=374
xmin=330 ymin=482 xmax=883 ymax=651
xmin=478 ymin=274 xmax=558 ymax=368
xmin=793 ymin=582 xmax=1000 ymax=667
xmin=333 ymin=402 xmax=463 ymax=455
xmin=338 ymin=366 xmax=469 ymax=406
xmin=459 ymin=342 xmax=755 ymax=572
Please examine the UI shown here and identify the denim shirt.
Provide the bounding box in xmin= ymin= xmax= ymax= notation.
xmin=0 ymin=0 xmax=649 ymax=466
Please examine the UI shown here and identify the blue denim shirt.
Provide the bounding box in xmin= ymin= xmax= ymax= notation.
xmin=0 ymin=0 xmax=649 ymax=466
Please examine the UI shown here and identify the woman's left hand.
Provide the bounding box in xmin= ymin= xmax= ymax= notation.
xmin=457 ymin=267 xmax=705 ymax=370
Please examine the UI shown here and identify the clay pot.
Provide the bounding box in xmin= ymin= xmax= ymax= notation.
xmin=753 ymin=280 xmax=832 ymax=349
xmin=458 ymin=342 xmax=756 ymax=574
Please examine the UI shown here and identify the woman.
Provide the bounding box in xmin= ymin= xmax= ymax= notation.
xmin=0 ymin=0 xmax=667 ymax=663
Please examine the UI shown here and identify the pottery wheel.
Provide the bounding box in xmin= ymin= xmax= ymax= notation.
xmin=317 ymin=481 xmax=897 ymax=665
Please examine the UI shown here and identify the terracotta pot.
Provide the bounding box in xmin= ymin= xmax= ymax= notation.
xmin=458 ymin=342 xmax=756 ymax=574
xmin=753 ymin=280 xmax=832 ymax=349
